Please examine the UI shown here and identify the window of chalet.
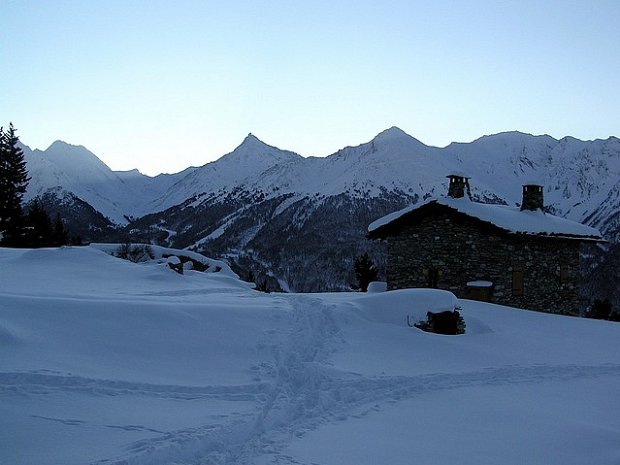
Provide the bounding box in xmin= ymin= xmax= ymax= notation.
xmin=559 ymin=263 xmax=569 ymax=284
xmin=512 ymin=264 xmax=524 ymax=296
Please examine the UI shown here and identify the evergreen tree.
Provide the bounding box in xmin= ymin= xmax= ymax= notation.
xmin=23 ymin=199 xmax=53 ymax=247
xmin=52 ymin=213 xmax=69 ymax=246
xmin=0 ymin=124 xmax=30 ymax=246
xmin=353 ymin=252 xmax=379 ymax=292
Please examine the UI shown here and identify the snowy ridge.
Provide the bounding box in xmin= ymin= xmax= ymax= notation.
xmin=147 ymin=134 xmax=303 ymax=212
xmin=22 ymin=141 xmax=190 ymax=224
xmin=241 ymin=127 xmax=447 ymax=199
xmin=22 ymin=141 xmax=179 ymax=224
xmin=23 ymin=129 xmax=620 ymax=237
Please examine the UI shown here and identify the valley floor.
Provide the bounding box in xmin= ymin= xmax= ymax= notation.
xmin=1 ymin=246 xmax=619 ymax=465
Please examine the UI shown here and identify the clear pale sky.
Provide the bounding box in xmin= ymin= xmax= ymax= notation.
xmin=2 ymin=0 xmax=619 ymax=176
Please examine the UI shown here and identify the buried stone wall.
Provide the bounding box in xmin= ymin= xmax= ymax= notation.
xmin=386 ymin=212 xmax=581 ymax=315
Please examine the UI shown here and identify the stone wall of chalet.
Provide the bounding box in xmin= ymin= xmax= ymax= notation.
xmin=386 ymin=212 xmax=581 ymax=314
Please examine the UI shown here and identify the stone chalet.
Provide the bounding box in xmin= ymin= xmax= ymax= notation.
xmin=367 ymin=175 xmax=604 ymax=315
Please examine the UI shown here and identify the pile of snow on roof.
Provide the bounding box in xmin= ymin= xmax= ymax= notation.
xmin=369 ymin=196 xmax=603 ymax=240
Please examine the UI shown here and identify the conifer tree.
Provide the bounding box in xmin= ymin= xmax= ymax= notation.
xmin=0 ymin=124 xmax=30 ymax=246
xmin=52 ymin=213 xmax=69 ymax=246
xmin=23 ymin=199 xmax=53 ymax=247
xmin=353 ymin=252 xmax=379 ymax=292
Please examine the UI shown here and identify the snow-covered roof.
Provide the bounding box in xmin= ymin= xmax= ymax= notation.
xmin=368 ymin=196 xmax=604 ymax=240
xmin=447 ymin=171 xmax=470 ymax=178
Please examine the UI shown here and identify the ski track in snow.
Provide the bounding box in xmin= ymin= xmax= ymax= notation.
xmin=3 ymin=294 xmax=620 ymax=465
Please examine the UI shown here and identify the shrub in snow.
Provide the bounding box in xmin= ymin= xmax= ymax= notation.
xmin=585 ymin=299 xmax=619 ymax=322
xmin=255 ymin=278 xmax=270 ymax=293
xmin=114 ymin=242 xmax=154 ymax=263
xmin=414 ymin=309 xmax=466 ymax=335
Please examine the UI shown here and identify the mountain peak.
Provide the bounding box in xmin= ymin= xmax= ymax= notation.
xmin=228 ymin=133 xmax=302 ymax=162
xmin=227 ymin=132 xmax=279 ymax=155
xmin=45 ymin=140 xmax=97 ymax=157
xmin=47 ymin=140 xmax=76 ymax=151
xmin=238 ymin=132 xmax=268 ymax=149
xmin=376 ymin=126 xmax=408 ymax=139
xmin=40 ymin=139 xmax=113 ymax=173
xmin=208 ymin=133 xmax=303 ymax=172
xmin=371 ymin=126 xmax=427 ymax=148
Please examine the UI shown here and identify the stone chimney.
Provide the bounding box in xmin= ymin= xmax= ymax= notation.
xmin=521 ymin=184 xmax=544 ymax=211
xmin=447 ymin=174 xmax=470 ymax=199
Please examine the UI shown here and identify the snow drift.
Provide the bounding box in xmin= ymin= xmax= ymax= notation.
xmin=1 ymin=246 xmax=619 ymax=465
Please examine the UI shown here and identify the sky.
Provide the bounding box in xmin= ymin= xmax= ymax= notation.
xmin=1 ymin=0 xmax=619 ymax=176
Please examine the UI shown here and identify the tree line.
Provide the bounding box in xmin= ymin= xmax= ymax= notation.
xmin=0 ymin=123 xmax=70 ymax=247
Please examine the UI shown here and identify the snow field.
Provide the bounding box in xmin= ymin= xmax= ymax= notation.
xmin=1 ymin=246 xmax=619 ymax=464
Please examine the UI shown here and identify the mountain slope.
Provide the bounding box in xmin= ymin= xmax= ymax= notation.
xmin=22 ymin=129 xmax=620 ymax=296
xmin=22 ymin=141 xmax=188 ymax=224
xmin=23 ymin=130 xmax=620 ymax=234
xmin=147 ymin=134 xmax=304 ymax=212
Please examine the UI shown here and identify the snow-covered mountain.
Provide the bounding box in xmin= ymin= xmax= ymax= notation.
xmin=22 ymin=128 xmax=620 ymax=293
xmin=22 ymin=141 xmax=189 ymax=224
xmin=24 ymin=128 xmax=620 ymax=234
xmin=147 ymin=133 xmax=304 ymax=212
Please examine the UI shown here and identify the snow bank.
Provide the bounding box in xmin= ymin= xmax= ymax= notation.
xmin=366 ymin=281 xmax=387 ymax=293
xmin=1 ymin=246 xmax=619 ymax=465
xmin=91 ymin=243 xmax=239 ymax=278
xmin=354 ymin=288 xmax=457 ymax=326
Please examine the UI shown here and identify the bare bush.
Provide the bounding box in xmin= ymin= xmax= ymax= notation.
xmin=115 ymin=242 xmax=154 ymax=263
